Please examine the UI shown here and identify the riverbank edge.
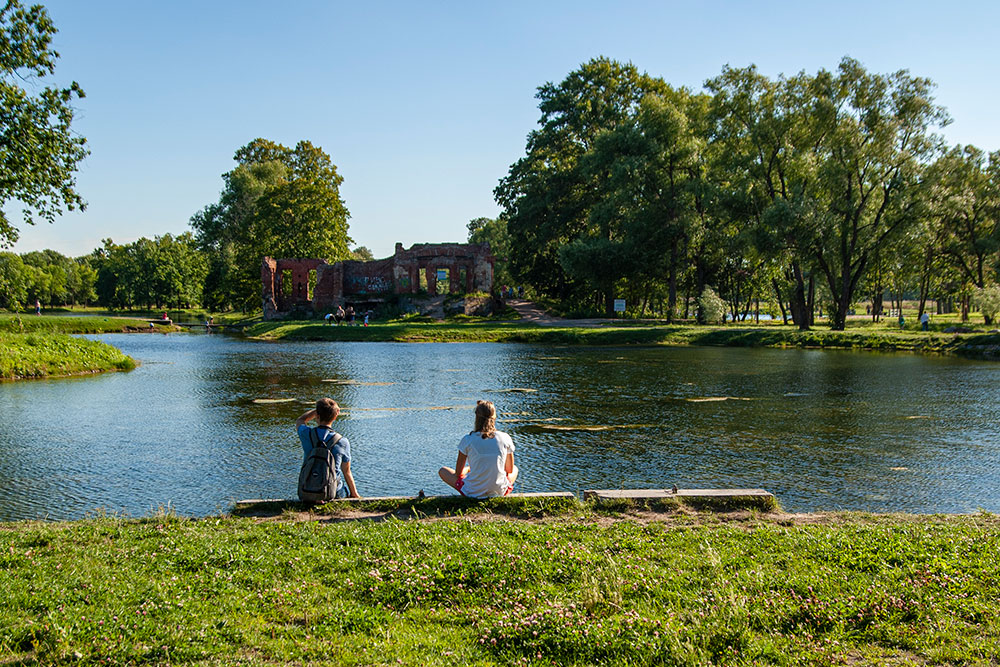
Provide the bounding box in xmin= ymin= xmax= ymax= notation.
xmin=0 ymin=332 xmax=138 ymax=380
xmin=244 ymin=320 xmax=1000 ymax=360
xmin=2 ymin=504 xmax=998 ymax=665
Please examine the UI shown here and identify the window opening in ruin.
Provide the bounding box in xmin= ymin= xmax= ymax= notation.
xmin=307 ymin=270 xmax=317 ymax=300
xmin=418 ymin=267 xmax=428 ymax=293
xmin=458 ymin=267 xmax=468 ymax=294
xmin=436 ymin=268 xmax=449 ymax=295
xmin=281 ymin=270 xmax=293 ymax=298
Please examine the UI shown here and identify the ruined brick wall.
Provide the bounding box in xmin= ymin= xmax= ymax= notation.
xmin=261 ymin=257 xmax=328 ymax=319
xmin=263 ymin=243 xmax=494 ymax=319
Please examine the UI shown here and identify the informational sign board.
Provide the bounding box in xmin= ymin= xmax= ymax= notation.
xmin=614 ymin=299 xmax=626 ymax=313
xmin=436 ymin=269 xmax=448 ymax=281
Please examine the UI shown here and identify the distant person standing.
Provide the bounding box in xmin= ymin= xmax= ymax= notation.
xmin=518 ymin=285 xmax=524 ymax=298
xmin=898 ymin=314 xmax=905 ymax=329
xmin=345 ymin=305 xmax=355 ymax=326
xmin=335 ymin=304 xmax=345 ymax=325
xmin=34 ymin=299 xmax=41 ymax=315
xmin=920 ymin=311 xmax=930 ymax=331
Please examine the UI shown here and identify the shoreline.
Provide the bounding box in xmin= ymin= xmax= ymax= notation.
xmin=244 ymin=320 xmax=1000 ymax=360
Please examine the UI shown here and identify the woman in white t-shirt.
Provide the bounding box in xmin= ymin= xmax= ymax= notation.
xmin=438 ymin=400 xmax=518 ymax=498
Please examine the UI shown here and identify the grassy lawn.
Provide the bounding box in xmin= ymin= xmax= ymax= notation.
xmin=0 ymin=314 xmax=181 ymax=334
xmin=244 ymin=319 xmax=1000 ymax=359
xmin=0 ymin=332 xmax=136 ymax=379
xmin=1 ymin=504 xmax=998 ymax=665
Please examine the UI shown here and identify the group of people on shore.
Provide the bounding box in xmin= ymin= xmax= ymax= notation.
xmin=323 ymin=305 xmax=372 ymax=327
xmin=295 ymin=398 xmax=516 ymax=502
xmin=500 ymin=285 xmax=524 ymax=299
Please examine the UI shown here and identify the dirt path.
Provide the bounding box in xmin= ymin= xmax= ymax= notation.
xmin=505 ymin=299 xmax=610 ymax=327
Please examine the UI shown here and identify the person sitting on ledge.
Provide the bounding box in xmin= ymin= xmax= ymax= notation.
xmin=296 ymin=398 xmax=360 ymax=499
xmin=439 ymin=400 xmax=518 ymax=498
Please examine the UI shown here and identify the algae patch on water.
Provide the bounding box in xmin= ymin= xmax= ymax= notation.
xmin=490 ymin=388 xmax=538 ymax=394
xmin=252 ymin=398 xmax=297 ymax=404
xmin=685 ymin=396 xmax=752 ymax=403
xmin=321 ymin=379 xmax=395 ymax=386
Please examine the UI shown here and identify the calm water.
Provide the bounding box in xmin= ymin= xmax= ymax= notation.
xmin=1 ymin=333 xmax=998 ymax=520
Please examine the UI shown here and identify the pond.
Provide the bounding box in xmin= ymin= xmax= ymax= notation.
xmin=1 ymin=333 xmax=998 ymax=520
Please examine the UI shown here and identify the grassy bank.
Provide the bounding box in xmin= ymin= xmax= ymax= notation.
xmin=0 ymin=314 xmax=180 ymax=334
xmin=0 ymin=333 xmax=137 ymax=380
xmin=245 ymin=320 xmax=1000 ymax=359
xmin=1 ymin=505 xmax=998 ymax=665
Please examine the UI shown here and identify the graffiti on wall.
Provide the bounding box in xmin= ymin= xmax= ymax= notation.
xmin=346 ymin=275 xmax=393 ymax=294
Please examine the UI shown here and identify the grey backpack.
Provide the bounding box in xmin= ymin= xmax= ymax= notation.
xmin=297 ymin=429 xmax=342 ymax=504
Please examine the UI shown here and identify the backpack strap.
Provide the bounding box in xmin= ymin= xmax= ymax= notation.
xmin=311 ymin=427 xmax=342 ymax=450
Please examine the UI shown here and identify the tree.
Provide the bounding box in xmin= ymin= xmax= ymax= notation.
xmin=495 ymin=58 xmax=670 ymax=308
xmin=467 ymin=216 xmax=513 ymax=288
xmin=0 ymin=1 xmax=88 ymax=248
xmin=350 ymin=246 xmax=374 ymax=261
xmin=926 ymin=146 xmax=1000 ymax=324
xmin=192 ymin=138 xmax=352 ymax=310
xmin=810 ymin=59 xmax=947 ymax=330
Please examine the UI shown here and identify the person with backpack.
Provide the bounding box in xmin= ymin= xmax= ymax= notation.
xmin=295 ymin=398 xmax=360 ymax=502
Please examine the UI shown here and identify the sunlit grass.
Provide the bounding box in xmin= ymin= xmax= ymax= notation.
xmin=1 ymin=511 xmax=998 ymax=664
xmin=243 ymin=319 xmax=1000 ymax=360
xmin=0 ymin=332 xmax=136 ymax=379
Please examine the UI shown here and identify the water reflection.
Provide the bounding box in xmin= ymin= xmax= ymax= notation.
xmin=0 ymin=334 xmax=998 ymax=520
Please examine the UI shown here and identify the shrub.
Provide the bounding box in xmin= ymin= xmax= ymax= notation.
xmin=697 ymin=286 xmax=726 ymax=324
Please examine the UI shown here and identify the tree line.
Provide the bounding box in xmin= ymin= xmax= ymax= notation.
xmin=495 ymin=57 xmax=1000 ymax=328
xmin=0 ymin=138 xmax=366 ymax=312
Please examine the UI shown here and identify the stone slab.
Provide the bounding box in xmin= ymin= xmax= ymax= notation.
xmin=235 ymin=491 xmax=575 ymax=506
xmin=583 ymin=488 xmax=773 ymax=500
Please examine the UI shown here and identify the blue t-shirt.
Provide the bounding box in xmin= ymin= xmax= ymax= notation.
xmin=298 ymin=424 xmax=351 ymax=498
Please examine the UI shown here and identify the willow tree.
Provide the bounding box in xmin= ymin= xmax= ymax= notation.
xmin=811 ymin=58 xmax=948 ymax=330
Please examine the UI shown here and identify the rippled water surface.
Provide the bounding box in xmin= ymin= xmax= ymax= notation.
xmin=1 ymin=333 xmax=999 ymax=519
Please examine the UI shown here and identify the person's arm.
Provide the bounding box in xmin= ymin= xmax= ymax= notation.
xmin=295 ymin=409 xmax=317 ymax=428
xmin=455 ymin=452 xmax=468 ymax=478
xmin=341 ymin=460 xmax=360 ymax=498
xmin=504 ymin=452 xmax=514 ymax=475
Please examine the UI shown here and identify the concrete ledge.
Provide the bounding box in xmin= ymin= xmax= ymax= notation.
xmin=584 ymin=489 xmax=772 ymax=500
xmin=584 ymin=488 xmax=776 ymax=511
xmin=235 ymin=492 xmax=575 ymax=506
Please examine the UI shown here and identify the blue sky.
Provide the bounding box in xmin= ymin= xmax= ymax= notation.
xmin=10 ymin=0 xmax=1000 ymax=259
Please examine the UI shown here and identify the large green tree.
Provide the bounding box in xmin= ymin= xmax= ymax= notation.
xmin=0 ymin=0 xmax=88 ymax=248
xmin=192 ymin=139 xmax=352 ymax=310
xmin=495 ymin=58 xmax=670 ymax=310
xmin=926 ymin=145 xmax=1000 ymax=323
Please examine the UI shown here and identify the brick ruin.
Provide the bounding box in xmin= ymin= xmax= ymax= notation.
xmin=261 ymin=242 xmax=494 ymax=319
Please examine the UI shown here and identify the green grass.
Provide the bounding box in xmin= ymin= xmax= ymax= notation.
xmin=1 ymin=510 xmax=999 ymax=665
xmin=0 ymin=314 xmax=180 ymax=334
xmin=0 ymin=333 xmax=137 ymax=379
xmin=244 ymin=319 xmax=1000 ymax=359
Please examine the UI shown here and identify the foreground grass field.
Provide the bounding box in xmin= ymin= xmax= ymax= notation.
xmin=1 ymin=506 xmax=998 ymax=665
xmin=0 ymin=333 xmax=136 ymax=380
xmin=245 ymin=319 xmax=1000 ymax=360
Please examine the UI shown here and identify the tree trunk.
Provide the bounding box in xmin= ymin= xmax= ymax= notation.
xmin=772 ymin=278 xmax=788 ymax=325
xmin=790 ymin=263 xmax=810 ymax=331
xmin=667 ymin=244 xmax=678 ymax=324
xmin=807 ymin=275 xmax=815 ymax=327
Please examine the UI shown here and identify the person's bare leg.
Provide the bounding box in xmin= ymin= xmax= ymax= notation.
xmin=438 ymin=466 xmax=470 ymax=491
xmin=507 ymin=464 xmax=519 ymax=486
